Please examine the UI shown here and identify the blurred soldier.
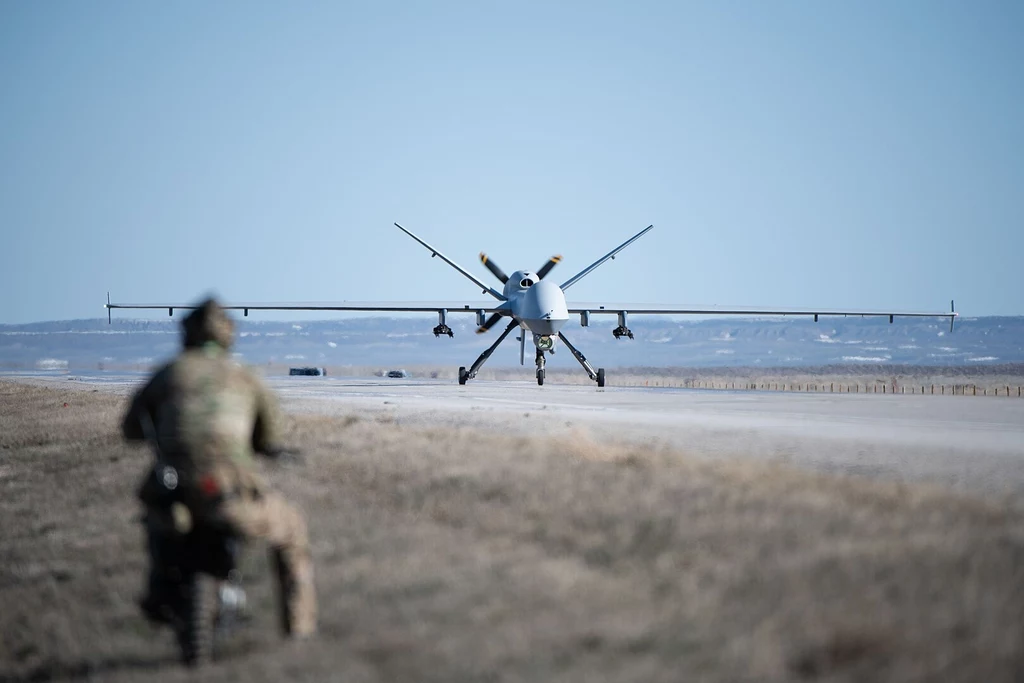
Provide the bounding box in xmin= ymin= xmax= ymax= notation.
xmin=121 ymin=298 xmax=316 ymax=638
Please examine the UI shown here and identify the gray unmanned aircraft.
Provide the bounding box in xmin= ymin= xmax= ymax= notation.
xmin=106 ymin=223 xmax=958 ymax=387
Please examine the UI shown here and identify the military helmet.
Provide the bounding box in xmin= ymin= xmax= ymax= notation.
xmin=182 ymin=298 xmax=235 ymax=349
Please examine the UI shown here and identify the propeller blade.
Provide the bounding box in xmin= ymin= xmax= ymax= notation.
xmin=479 ymin=253 xmax=509 ymax=284
xmin=476 ymin=312 xmax=505 ymax=334
xmin=536 ymin=255 xmax=562 ymax=280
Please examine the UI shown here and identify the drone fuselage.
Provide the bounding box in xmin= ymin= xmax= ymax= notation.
xmin=504 ymin=272 xmax=569 ymax=338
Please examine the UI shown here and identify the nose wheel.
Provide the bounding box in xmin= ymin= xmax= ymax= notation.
xmin=535 ymin=348 xmax=546 ymax=385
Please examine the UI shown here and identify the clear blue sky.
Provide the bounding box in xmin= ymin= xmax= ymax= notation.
xmin=2 ymin=1 xmax=1021 ymax=324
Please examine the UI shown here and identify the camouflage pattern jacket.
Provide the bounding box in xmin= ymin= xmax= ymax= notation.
xmin=122 ymin=343 xmax=283 ymax=510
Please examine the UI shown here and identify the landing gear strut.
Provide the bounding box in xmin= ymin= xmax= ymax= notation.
xmin=557 ymin=332 xmax=606 ymax=388
xmin=535 ymin=348 xmax=545 ymax=386
xmin=457 ymin=320 xmax=519 ymax=385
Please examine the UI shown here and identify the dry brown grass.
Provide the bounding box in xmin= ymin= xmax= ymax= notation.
xmin=1 ymin=379 xmax=1023 ymax=682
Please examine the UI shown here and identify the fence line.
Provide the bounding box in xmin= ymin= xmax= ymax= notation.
xmin=621 ymin=379 xmax=1024 ymax=397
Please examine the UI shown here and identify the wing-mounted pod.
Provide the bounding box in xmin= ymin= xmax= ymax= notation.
xmin=612 ymin=311 xmax=633 ymax=340
xmin=434 ymin=309 xmax=453 ymax=338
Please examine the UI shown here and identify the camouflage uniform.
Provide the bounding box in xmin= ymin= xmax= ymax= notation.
xmin=122 ymin=299 xmax=316 ymax=637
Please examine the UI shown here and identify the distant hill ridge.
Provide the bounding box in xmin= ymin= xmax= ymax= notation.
xmin=1 ymin=315 xmax=1021 ymax=369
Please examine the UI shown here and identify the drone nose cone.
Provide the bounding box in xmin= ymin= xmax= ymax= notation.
xmin=519 ymin=280 xmax=568 ymax=336
xmin=526 ymin=317 xmax=566 ymax=336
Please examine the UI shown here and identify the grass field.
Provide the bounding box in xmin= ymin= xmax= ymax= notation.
xmin=2 ymin=379 xmax=1023 ymax=682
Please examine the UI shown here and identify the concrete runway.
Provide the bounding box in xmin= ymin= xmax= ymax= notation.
xmin=10 ymin=372 xmax=1024 ymax=499
xmin=262 ymin=377 xmax=1024 ymax=498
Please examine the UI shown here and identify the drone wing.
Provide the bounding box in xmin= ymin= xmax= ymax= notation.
xmin=105 ymin=297 xmax=508 ymax=323
xmin=566 ymin=301 xmax=959 ymax=330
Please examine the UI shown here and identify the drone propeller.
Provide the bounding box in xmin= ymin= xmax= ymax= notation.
xmin=476 ymin=312 xmax=505 ymax=334
xmin=479 ymin=253 xmax=509 ymax=284
xmin=536 ymin=255 xmax=562 ymax=280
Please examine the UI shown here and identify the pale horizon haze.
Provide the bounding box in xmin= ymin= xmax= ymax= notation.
xmin=2 ymin=1 xmax=1022 ymax=324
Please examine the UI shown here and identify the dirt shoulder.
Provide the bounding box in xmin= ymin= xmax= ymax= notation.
xmin=1 ymin=380 xmax=1022 ymax=682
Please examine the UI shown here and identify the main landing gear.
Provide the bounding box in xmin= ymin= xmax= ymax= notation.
xmin=558 ymin=332 xmax=605 ymax=388
xmin=433 ymin=324 xmax=453 ymax=338
xmin=459 ymin=320 xmax=519 ymax=385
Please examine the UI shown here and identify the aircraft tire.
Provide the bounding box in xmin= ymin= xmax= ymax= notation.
xmin=596 ymin=368 xmax=605 ymax=388
xmin=458 ymin=367 xmax=468 ymax=385
xmin=537 ymin=369 xmax=544 ymax=386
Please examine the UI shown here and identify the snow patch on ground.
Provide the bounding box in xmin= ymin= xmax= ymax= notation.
xmin=841 ymin=356 xmax=891 ymax=362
